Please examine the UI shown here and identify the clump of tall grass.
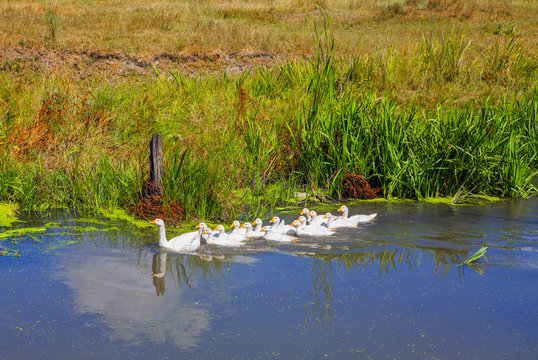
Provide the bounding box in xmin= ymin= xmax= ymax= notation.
xmin=43 ymin=2 xmax=58 ymax=48
xmin=418 ymin=33 xmax=470 ymax=82
xmin=482 ymin=38 xmax=537 ymax=87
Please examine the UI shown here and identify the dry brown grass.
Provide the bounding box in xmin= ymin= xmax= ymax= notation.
xmin=0 ymin=0 xmax=535 ymax=64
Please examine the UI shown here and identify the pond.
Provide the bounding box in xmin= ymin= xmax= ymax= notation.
xmin=1 ymin=198 xmax=537 ymax=359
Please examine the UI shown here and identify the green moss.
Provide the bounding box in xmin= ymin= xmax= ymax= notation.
xmin=472 ymin=195 xmax=504 ymax=203
xmin=0 ymin=202 xmax=19 ymax=227
xmin=423 ymin=195 xmax=505 ymax=205
xmin=99 ymin=209 xmax=154 ymax=229
xmin=422 ymin=197 xmax=458 ymax=205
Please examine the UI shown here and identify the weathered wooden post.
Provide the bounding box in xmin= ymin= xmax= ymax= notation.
xmin=146 ymin=133 xmax=163 ymax=198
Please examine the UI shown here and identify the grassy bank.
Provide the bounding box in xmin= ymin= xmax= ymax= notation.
xmin=1 ymin=3 xmax=537 ymax=223
xmin=1 ymin=38 xmax=536 ymax=221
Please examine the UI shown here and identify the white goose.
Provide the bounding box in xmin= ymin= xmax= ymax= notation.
xmin=261 ymin=225 xmax=296 ymax=243
xmin=300 ymin=208 xmax=311 ymax=224
xmin=295 ymin=216 xmax=335 ymax=236
xmin=252 ymin=218 xmax=264 ymax=232
xmin=150 ymin=219 xmax=205 ymax=253
xmin=338 ymin=205 xmax=377 ymax=224
xmin=243 ymin=222 xmax=264 ymax=239
xmin=322 ymin=212 xmax=358 ymax=229
xmin=269 ymin=216 xmax=296 ymax=235
xmin=230 ymin=220 xmax=247 ymax=238
xmin=207 ymin=225 xmax=246 ymax=247
xmin=307 ymin=210 xmax=326 ymax=227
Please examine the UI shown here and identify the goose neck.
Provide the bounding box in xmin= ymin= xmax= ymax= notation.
xmin=158 ymin=225 xmax=168 ymax=247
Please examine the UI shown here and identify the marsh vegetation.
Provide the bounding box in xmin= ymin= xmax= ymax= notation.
xmin=0 ymin=0 xmax=536 ymax=223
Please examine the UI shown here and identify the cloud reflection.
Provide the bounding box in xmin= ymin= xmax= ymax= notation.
xmin=57 ymin=249 xmax=210 ymax=349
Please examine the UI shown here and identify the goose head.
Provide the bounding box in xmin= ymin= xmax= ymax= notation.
xmin=201 ymin=228 xmax=213 ymax=243
xmin=150 ymin=219 xmax=165 ymax=227
xmin=292 ymin=220 xmax=301 ymax=228
xmin=298 ymin=216 xmax=307 ymax=225
xmin=308 ymin=210 xmax=318 ymax=218
xmin=214 ymin=225 xmax=226 ymax=234
xmin=241 ymin=222 xmax=253 ymax=231
xmin=300 ymin=208 xmax=309 ymax=215
xmin=338 ymin=205 xmax=348 ymax=213
xmin=231 ymin=220 xmax=241 ymax=229
xmin=270 ymin=216 xmax=280 ymax=224
xmin=252 ymin=218 xmax=263 ymax=227
xmin=195 ymin=222 xmax=208 ymax=230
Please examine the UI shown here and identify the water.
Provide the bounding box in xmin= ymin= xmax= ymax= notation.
xmin=1 ymin=199 xmax=537 ymax=359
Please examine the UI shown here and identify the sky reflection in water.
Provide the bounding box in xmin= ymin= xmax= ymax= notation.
xmin=0 ymin=198 xmax=537 ymax=359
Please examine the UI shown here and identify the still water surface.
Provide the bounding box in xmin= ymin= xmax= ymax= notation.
xmin=1 ymin=199 xmax=537 ymax=359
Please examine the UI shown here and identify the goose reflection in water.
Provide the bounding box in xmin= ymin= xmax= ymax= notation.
xmin=152 ymin=252 xmax=167 ymax=296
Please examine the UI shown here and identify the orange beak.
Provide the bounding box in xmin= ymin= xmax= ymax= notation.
xmin=251 ymin=221 xmax=257 ymax=225
xmin=240 ymin=224 xmax=245 ymax=228
xmin=150 ymin=219 xmax=156 ymax=225
xmin=323 ymin=214 xmax=327 ymax=218
xmin=270 ymin=217 xmax=275 ymax=223
xmin=213 ymin=227 xmax=219 ymax=231
xmin=195 ymin=224 xmax=201 ymax=229
xmin=152 ymin=273 xmax=158 ymax=277
xmin=337 ymin=206 xmax=342 ymax=211
xmin=291 ymin=238 xmax=296 ymax=243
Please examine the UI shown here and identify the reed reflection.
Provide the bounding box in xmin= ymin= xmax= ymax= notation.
xmin=302 ymin=245 xmax=486 ymax=319
xmin=305 ymin=259 xmax=334 ymax=325
xmin=309 ymin=246 xmax=483 ymax=277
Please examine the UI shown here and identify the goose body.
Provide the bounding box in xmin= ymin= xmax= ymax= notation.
xmin=294 ymin=217 xmax=335 ymax=236
xmin=150 ymin=219 xmax=204 ymax=253
xmin=269 ymin=216 xmax=296 ymax=235
xmin=338 ymin=205 xmax=377 ymax=224
xmin=243 ymin=221 xmax=264 ymax=239
xmin=322 ymin=212 xmax=359 ymax=229
xmin=307 ymin=210 xmax=327 ymax=227
xmin=207 ymin=225 xmax=246 ymax=247
xmin=230 ymin=220 xmax=247 ymax=237
xmin=262 ymin=225 xmax=296 ymax=242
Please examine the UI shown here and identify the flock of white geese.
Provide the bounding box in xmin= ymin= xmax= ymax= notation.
xmin=150 ymin=206 xmax=377 ymax=253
